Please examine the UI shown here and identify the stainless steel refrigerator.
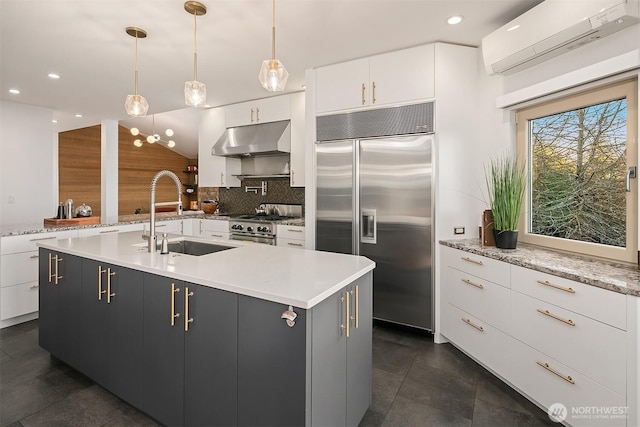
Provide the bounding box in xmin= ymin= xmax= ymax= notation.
xmin=315 ymin=103 xmax=434 ymax=330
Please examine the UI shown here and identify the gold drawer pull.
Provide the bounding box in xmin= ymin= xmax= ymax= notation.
xmin=30 ymin=254 xmax=39 ymax=259
xmin=30 ymin=236 xmax=56 ymax=242
xmin=537 ymin=309 xmax=575 ymax=326
xmin=30 ymin=285 xmax=39 ymax=290
xmin=287 ymin=228 xmax=303 ymax=233
xmin=461 ymin=278 xmax=484 ymax=289
xmin=287 ymin=242 xmax=304 ymax=247
xmin=185 ymin=287 xmax=194 ymax=332
xmin=107 ymin=268 xmax=116 ymax=304
xmin=171 ymin=283 xmax=180 ymax=326
xmin=98 ymin=266 xmax=107 ymax=300
xmin=461 ymin=256 xmax=483 ymax=266
xmin=210 ymin=233 xmax=223 ymax=238
xmin=99 ymin=229 xmax=120 ymax=234
xmin=537 ymin=361 xmax=575 ymax=384
xmin=536 ymin=279 xmax=575 ymax=294
xmin=462 ymin=317 xmax=484 ymax=332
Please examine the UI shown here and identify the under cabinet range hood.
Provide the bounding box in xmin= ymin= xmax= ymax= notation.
xmin=212 ymin=120 xmax=291 ymax=157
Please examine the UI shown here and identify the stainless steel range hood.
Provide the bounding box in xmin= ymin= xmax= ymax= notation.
xmin=211 ymin=120 xmax=291 ymax=157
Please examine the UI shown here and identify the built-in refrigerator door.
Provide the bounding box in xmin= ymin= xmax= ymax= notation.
xmin=359 ymin=135 xmax=432 ymax=330
xmin=316 ymin=140 xmax=356 ymax=255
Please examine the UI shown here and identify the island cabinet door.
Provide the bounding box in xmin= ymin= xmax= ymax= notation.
xmin=184 ymin=284 xmax=238 ymax=427
xmin=142 ymin=274 xmax=186 ymax=427
xmin=237 ymin=295 xmax=308 ymax=427
xmin=79 ymin=260 xmax=144 ymax=409
xmin=38 ymin=248 xmax=83 ymax=366
xmin=311 ymin=273 xmax=373 ymax=427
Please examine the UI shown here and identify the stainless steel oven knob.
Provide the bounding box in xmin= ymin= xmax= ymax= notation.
xmin=247 ymin=226 xmax=254 ymax=232
xmin=262 ymin=226 xmax=270 ymax=233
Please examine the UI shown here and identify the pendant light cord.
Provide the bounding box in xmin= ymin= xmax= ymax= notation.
xmin=271 ymin=0 xmax=276 ymax=60
xmin=134 ymin=33 xmax=139 ymax=96
xmin=193 ymin=10 xmax=198 ymax=81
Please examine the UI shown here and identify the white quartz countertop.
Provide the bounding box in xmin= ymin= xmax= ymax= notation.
xmin=37 ymin=231 xmax=374 ymax=309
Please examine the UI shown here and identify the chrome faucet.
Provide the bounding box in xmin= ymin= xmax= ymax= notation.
xmin=148 ymin=170 xmax=183 ymax=252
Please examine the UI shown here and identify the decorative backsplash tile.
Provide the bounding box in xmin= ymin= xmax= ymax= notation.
xmin=199 ymin=179 xmax=304 ymax=215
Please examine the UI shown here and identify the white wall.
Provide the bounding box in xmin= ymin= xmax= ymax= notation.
xmin=0 ymin=101 xmax=56 ymax=225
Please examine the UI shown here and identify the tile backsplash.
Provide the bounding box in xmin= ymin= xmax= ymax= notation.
xmin=198 ymin=179 xmax=304 ymax=215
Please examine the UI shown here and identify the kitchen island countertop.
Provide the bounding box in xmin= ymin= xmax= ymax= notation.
xmin=38 ymin=231 xmax=373 ymax=309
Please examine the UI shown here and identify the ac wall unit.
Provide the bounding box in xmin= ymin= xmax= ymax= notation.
xmin=482 ymin=0 xmax=639 ymax=75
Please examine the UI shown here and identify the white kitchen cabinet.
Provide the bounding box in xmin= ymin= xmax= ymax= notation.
xmin=289 ymin=92 xmax=305 ymax=187
xmin=225 ymin=95 xmax=291 ymax=128
xmin=77 ymin=223 xmax=144 ymax=238
xmin=315 ymin=44 xmax=435 ymax=113
xmin=440 ymin=244 xmax=632 ymax=427
xmin=0 ymin=230 xmax=77 ymax=321
xmin=198 ymin=108 xmax=241 ymax=188
xmin=152 ymin=219 xmax=189 ymax=235
xmin=276 ymin=224 xmax=305 ymax=249
xmin=194 ymin=219 xmax=230 ymax=240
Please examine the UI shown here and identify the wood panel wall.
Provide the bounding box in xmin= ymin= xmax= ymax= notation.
xmin=59 ymin=124 xmax=194 ymax=218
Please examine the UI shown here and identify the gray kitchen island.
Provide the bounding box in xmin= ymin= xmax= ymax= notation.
xmin=37 ymin=231 xmax=375 ymax=427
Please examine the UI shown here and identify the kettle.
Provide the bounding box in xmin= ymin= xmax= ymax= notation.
xmin=75 ymin=203 xmax=92 ymax=217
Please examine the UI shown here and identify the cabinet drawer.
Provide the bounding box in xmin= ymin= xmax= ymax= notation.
xmin=77 ymin=223 xmax=144 ymax=237
xmin=197 ymin=231 xmax=230 ymax=241
xmin=276 ymin=224 xmax=305 ymax=240
xmin=1 ymin=230 xmax=77 ymax=255
xmin=196 ymin=219 xmax=229 ymax=234
xmin=441 ymin=246 xmax=510 ymax=288
xmin=277 ymin=238 xmax=305 ymax=249
xmin=511 ymin=291 xmax=626 ymax=396
xmin=511 ymin=265 xmax=626 ymax=330
xmin=510 ymin=338 xmax=626 ymax=427
xmin=441 ymin=303 xmax=513 ymax=381
xmin=0 ymin=281 xmax=39 ymax=320
xmin=446 ymin=267 xmax=510 ymax=333
xmin=1 ymin=251 xmax=40 ymax=287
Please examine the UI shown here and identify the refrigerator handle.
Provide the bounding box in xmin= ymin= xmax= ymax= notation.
xmin=361 ymin=209 xmax=377 ymax=244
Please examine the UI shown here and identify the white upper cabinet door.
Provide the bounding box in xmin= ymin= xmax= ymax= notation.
xmin=369 ymin=44 xmax=435 ymax=107
xmin=289 ymin=92 xmax=305 ymax=187
xmin=198 ymin=108 xmax=241 ymax=188
xmin=225 ymin=95 xmax=291 ymax=128
xmin=316 ymin=58 xmax=370 ymax=113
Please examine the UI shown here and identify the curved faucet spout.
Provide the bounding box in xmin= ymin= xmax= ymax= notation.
xmin=148 ymin=170 xmax=183 ymax=252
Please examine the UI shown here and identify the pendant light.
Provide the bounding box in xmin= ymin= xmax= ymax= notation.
xmin=184 ymin=1 xmax=207 ymax=107
xmin=258 ymin=0 xmax=288 ymax=92
xmin=124 ymin=27 xmax=149 ymax=117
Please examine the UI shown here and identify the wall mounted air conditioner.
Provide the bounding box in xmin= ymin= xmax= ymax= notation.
xmin=482 ymin=0 xmax=639 ymax=75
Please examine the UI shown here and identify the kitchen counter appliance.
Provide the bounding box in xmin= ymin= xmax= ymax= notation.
xmin=315 ymin=102 xmax=434 ymax=330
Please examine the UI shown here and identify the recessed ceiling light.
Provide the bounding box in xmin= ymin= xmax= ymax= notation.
xmin=447 ymin=15 xmax=463 ymax=25
xmin=74 ymin=114 xmax=83 ymax=118
xmin=52 ymin=119 xmax=58 ymax=123
xmin=9 ymin=89 xmax=20 ymax=94
xmin=48 ymin=73 xmax=60 ymax=79
xmin=507 ymin=24 xmax=520 ymax=32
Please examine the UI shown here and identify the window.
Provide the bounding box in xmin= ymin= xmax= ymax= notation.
xmin=516 ymin=79 xmax=638 ymax=263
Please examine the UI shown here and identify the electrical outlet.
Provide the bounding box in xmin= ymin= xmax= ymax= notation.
xmin=454 ymin=226 xmax=465 ymax=235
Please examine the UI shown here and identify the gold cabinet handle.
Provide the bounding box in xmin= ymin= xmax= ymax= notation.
xmin=30 ymin=236 xmax=56 ymax=242
xmin=537 ymin=308 xmax=575 ymax=326
xmin=287 ymin=228 xmax=303 ymax=233
xmin=171 ymin=283 xmax=180 ymax=326
xmin=536 ymin=361 xmax=575 ymax=384
xmin=54 ymin=255 xmax=63 ymax=285
xmin=349 ymin=285 xmax=359 ymax=329
xmin=361 ymin=83 xmax=366 ymax=105
xmin=461 ymin=256 xmax=483 ymax=266
xmin=461 ymin=278 xmax=484 ymax=289
xmin=287 ymin=242 xmax=304 ymax=247
xmin=220 ymin=172 xmax=224 ymax=186
xmin=462 ymin=317 xmax=484 ymax=332
xmin=48 ymin=253 xmax=53 ymax=284
xmin=99 ymin=229 xmax=120 ymax=234
xmin=536 ymin=279 xmax=575 ymax=294
xmin=185 ymin=287 xmax=194 ymax=331
xmin=250 ymin=108 xmax=254 ymax=123
xmin=372 ymin=81 xmax=376 ymax=104
xmin=340 ymin=291 xmax=350 ymax=337
xmin=98 ymin=266 xmax=107 ymax=300
xmin=30 ymin=254 xmax=39 ymax=259
xmin=199 ymin=220 xmax=203 ymax=234
xmin=107 ymin=268 xmax=116 ymax=304
xmin=30 ymin=285 xmax=39 ymax=290
xmin=291 ymin=170 xmax=295 ymax=185
xmin=210 ymin=233 xmax=223 ymax=238
xmin=256 ymin=107 xmax=260 ymax=122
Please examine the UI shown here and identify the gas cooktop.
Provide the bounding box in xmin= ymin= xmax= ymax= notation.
xmin=231 ymin=214 xmax=296 ymax=222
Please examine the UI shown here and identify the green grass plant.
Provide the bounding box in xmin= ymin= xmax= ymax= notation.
xmin=486 ymin=155 xmax=526 ymax=231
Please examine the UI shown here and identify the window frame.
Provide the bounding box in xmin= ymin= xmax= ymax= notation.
xmin=516 ymin=78 xmax=638 ymax=263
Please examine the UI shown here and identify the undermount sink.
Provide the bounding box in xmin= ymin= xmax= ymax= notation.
xmin=166 ymin=240 xmax=233 ymax=256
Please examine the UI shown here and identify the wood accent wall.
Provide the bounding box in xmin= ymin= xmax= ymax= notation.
xmin=59 ymin=124 xmax=194 ymax=218
xmin=59 ymin=126 xmax=102 ymax=217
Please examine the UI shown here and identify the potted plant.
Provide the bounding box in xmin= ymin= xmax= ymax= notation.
xmin=485 ymin=154 xmax=526 ymax=249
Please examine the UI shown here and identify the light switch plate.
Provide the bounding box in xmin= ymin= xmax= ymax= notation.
xmin=454 ymin=226 xmax=465 ymax=235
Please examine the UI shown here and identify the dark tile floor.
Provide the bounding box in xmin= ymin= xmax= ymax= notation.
xmin=0 ymin=320 xmax=556 ymax=427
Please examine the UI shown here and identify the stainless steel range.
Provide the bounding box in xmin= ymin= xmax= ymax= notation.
xmin=228 ymin=204 xmax=302 ymax=245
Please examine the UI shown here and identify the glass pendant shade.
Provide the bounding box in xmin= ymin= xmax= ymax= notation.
xmin=185 ymin=80 xmax=206 ymax=107
xmin=125 ymin=94 xmax=149 ymax=117
xmin=259 ymin=59 xmax=289 ymax=92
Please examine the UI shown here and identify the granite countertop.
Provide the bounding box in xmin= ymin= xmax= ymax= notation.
xmin=37 ymin=231 xmax=372 ymax=309
xmin=0 ymin=212 xmax=305 ymax=237
xmin=440 ymin=238 xmax=640 ymax=297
